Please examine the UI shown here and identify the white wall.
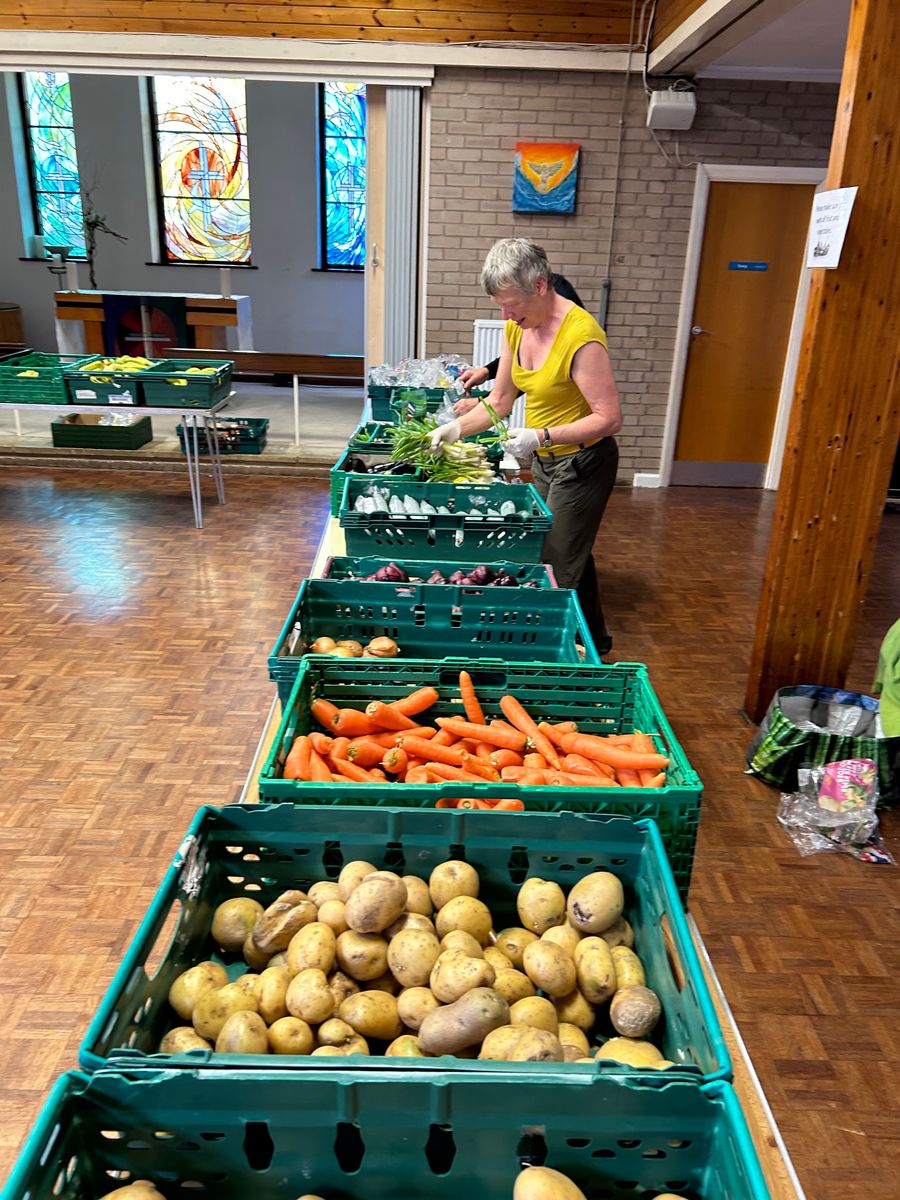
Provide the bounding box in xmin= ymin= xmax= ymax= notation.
xmin=0 ymin=73 xmax=364 ymax=354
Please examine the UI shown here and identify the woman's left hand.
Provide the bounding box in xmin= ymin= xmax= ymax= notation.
xmin=503 ymin=427 xmax=540 ymax=459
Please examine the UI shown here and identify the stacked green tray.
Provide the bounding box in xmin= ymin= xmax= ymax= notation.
xmin=339 ymin=477 xmax=552 ymax=563
xmin=176 ymin=416 xmax=268 ymax=456
xmin=258 ymin=658 xmax=703 ymax=897
xmin=78 ymin=805 xmax=728 ymax=1081
xmin=268 ymin=578 xmax=597 ymax=703
xmin=50 ymin=414 xmax=153 ymax=449
xmin=348 ymin=419 xmax=504 ymax=462
xmin=4 ymin=1069 xmax=768 ymax=1199
xmin=329 ymin=448 xmax=422 ymax=516
xmin=64 ymin=358 xmax=160 ymax=406
xmin=319 ymin=554 xmax=558 ymax=588
xmin=0 ymin=351 xmax=93 ymax=404
xmin=142 ymin=358 xmax=233 ymax=408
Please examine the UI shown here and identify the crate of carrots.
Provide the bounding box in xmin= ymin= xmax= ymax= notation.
xmin=258 ymin=658 xmax=702 ymax=898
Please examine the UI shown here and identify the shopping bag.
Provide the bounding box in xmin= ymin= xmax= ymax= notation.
xmin=746 ymin=685 xmax=900 ymax=806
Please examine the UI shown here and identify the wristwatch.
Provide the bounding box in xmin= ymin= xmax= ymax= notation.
xmin=541 ymin=427 xmax=553 ymax=448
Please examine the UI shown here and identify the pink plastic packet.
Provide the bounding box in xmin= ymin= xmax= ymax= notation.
xmin=817 ymin=758 xmax=878 ymax=813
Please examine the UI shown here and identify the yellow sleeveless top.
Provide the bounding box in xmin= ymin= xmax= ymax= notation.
xmin=507 ymin=306 xmax=608 ymax=451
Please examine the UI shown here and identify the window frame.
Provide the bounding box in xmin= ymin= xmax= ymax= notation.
xmin=318 ymin=80 xmax=366 ymax=272
xmin=18 ymin=71 xmax=87 ymax=258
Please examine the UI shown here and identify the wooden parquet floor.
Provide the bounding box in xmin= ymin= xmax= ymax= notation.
xmin=0 ymin=466 xmax=897 ymax=1199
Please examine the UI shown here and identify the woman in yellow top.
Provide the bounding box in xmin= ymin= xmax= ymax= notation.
xmin=431 ymin=238 xmax=622 ymax=656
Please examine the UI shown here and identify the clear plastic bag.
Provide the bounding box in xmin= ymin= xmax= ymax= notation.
xmin=777 ymin=759 xmax=895 ymax=863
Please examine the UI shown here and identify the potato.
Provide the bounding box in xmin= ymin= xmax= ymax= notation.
xmin=494 ymin=926 xmax=538 ymax=968
xmin=210 ymin=897 xmax=265 ymax=951
xmin=513 ymin=1165 xmax=588 ymax=1200
xmin=335 ymin=930 xmax=389 ymax=981
xmin=338 ymin=860 xmax=378 ymax=901
xmin=232 ymin=973 xmax=260 ymax=997
xmin=522 ymin=941 xmax=577 ymax=998
xmin=509 ymin=996 xmax=559 ymax=1034
xmin=192 ymin=982 xmax=257 ymax=1040
xmin=365 ymin=970 xmax=402 ymax=995
xmin=491 ymin=968 xmax=537 ymax=1005
xmin=311 ymin=1040 xmax=368 ymax=1057
xmin=552 ymin=988 xmax=595 ymax=1033
xmin=168 ymin=961 xmax=228 ymax=1019
xmin=267 ymin=1016 xmax=314 ymax=1055
xmin=541 ymin=924 xmax=581 ymax=957
xmin=242 ymin=932 xmax=274 ymax=971
xmin=434 ymin=896 xmax=493 ymax=945
xmin=418 ymin=987 xmax=509 ymax=1056
xmin=254 ymin=965 xmax=290 ymax=1025
xmin=478 ymin=1024 xmax=526 ymax=1061
xmin=215 ymin=1010 xmax=269 ymax=1055
xmin=402 ymin=875 xmax=433 ymax=916
xmin=595 ymin=1036 xmax=664 ymax=1068
xmin=599 ymin=914 xmax=634 ymax=949
xmin=611 ymin=945 xmax=646 ymax=988
xmin=308 ymin=880 xmax=341 ymax=907
xmin=316 ymin=1017 xmax=360 ymax=1047
xmin=566 ymin=872 xmax=624 ymax=934
xmin=253 ymin=891 xmax=317 ymax=952
xmin=484 ymin=946 xmax=512 ymax=972
xmin=397 ymin=987 xmax=441 ymax=1031
xmin=338 ymin=991 xmax=403 ymax=1041
xmin=558 ymin=1023 xmax=590 ymax=1059
xmin=516 ymin=878 xmax=565 ymax=935
xmin=440 ymin=929 xmax=484 ymax=958
xmin=574 ymin=937 xmax=617 ymax=1004
xmin=316 ymin=899 xmax=349 ymax=936
xmin=386 ymin=912 xmax=436 ymax=937
xmin=429 ymin=860 xmax=479 ymax=909
xmin=286 ymin=968 xmax=335 ymax=1024
xmin=286 ymin=922 xmax=336 ymax=975
xmin=507 ymin=1027 xmax=564 ymax=1063
xmin=267 ymin=951 xmax=289 ymax=970
xmin=385 ymin=1033 xmax=430 ymax=1057
xmin=610 ymin=985 xmax=661 ymax=1038
xmin=430 ymin=950 xmax=495 ymax=1003
xmin=387 ymin=929 xmax=442 ymax=988
xmin=344 ymin=871 xmax=408 ymax=933
xmin=327 ymin=969 xmax=360 ymax=1008
xmin=103 ymin=1186 xmax=166 ymax=1199
xmin=159 ymin=1027 xmax=212 ymax=1055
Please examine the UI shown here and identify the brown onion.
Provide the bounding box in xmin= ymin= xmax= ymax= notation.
xmin=366 ymin=636 xmax=400 ymax=658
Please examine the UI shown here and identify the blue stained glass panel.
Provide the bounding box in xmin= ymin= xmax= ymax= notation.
xmin=22 ymin=71 xmax=86 ymax=255
xmin=152 ymin=76 xmax=251 ymax=263
xmin=322 ymin=81 xmax=366 ymax=269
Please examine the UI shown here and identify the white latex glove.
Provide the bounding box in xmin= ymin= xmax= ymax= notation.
xmin=502 ymin=427 xmax=540 ymax=460
xmin=429 ymin=419 xmax=462 ymax=453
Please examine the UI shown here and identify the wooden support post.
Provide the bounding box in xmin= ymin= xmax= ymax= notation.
xmin=744 ymin=0 xmax=900 ymax=721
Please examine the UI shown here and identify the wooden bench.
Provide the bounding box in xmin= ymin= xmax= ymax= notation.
xmin=167 ymin=348 xmax=364 ymax=446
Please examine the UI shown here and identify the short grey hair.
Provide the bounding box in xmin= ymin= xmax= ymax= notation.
xmin=480 ymin=238 xmax=551 ymax=296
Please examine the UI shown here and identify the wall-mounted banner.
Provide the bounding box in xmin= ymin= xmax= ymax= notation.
xmin=806 ymin=186 xmax=858 ymax=269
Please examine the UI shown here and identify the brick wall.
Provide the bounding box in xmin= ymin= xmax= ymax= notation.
xmin=425 ymin=72 xmax=838 ymax=480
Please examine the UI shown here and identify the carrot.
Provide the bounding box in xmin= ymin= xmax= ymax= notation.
xmin=489 ymin=748 xmax=523 ymax=770
xmin=310 ymin=698 xmax=339 ymax=728
xmin=490 ymin=719 xmax=519 ymax=735
xmin=517 ymin=769 xmax=550 ymax=786
xmin=330 ymin=736 xmax=350 ymax=761
xmin=475 ymin=742 xmax=494 ymax=763
xmin=392 ymin=686 xmax=440 ymax=717
xmin=643 ymin=771 xmax=667 ymax=788
xmin=457 ymin=738 xmax=483 ymax=756
xmin=546 ymin=771 xmax=619 ymax=787
xmin=369 ymin=768 xmax=387 ymax=782
xmin=309 ymin=732 xmax=334 ymax=756
xmin=557 ymin=731 xmax=669 ymax=772
xmin=500 ymin=695 xmax=561 ymax=768
xmin=366 ymin=726 xmax=436 ymax=748
xmin=500 ymin=766 xmax=528 ymax=782
xmin=331 ymin=757 xmax=376 ymax=783
xmin=406 ymin=765 xmax=431 ymax=784
xmin=365 ymin=701 xmax=420 ymax=731
xmin=550 ymin=720 xmax=579 ymax=735
xmin=435 ymin=797 xmax=457 ymax=808
xmin=562 ymin=753 xmax=607 ymax=778
xmin=425 ymin=763 xmax=488 ymax=784
xmin=382 ymin=746 xmax=409 ymax=776
xmin=492 ymin=797 xmax=525 ymax=811
xmin=400 ymin=736 xmax=466 ymax=768
xmin=435 ymin=717 xmax=528 ymax=752
xmin=347 ymin=737 xmax=388 ymax=768
xmin=459 ymin=753 xmax=500 ymax=783
xmin=331 ymin=708 xmax=376 ymax=737
xmin=457 ymin=797 xmax=492 ymax=809
xmin=283 ymin=734 xmax=312 ymax=781
xmin=459 ymin=671 xmax=485 ymax=724
xmin=605 ymin=734 xmax=638 ymax=747
xmin=431 ymin=728 xmax=458 ymax=747
xmin=538 ymin=722 xmax=569 ymax=750
xmin=308 ymin=747 xmax=332 ymax=782
xmin=616 ymin=767 xmax=643 ymax=788
xmin=524 ymin=752 xmax=548 ymax=771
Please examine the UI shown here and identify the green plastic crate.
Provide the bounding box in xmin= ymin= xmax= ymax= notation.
xmin=50 ymin=414 xmax=153 ymax=450
xmin=259 ymin=658 xmax=703 ymax=897
xmin=320 ymin=555 xmax=558 ymax=588
xmin=176 ymin=417 xmax=268 ymax=456
xmin=268 ymin=579 xmax=598 ymax=704
xmin=367 ymin=385 xmax=490 ymax=422
xmin=0 ymin=351 xmax=93 ymax=404
xmin=64 ymin=358 xmax=161 ymax=406
xmin=4 ymin=1069 xmax=769 ymax=1200
xmin=78 ymin=805 xmax=729 ymax=1082
xmin=349 ymin=419 xmax=504 ymax=462
xmin=142 ymin=359 xmax=233 ymax=408
xmin=329 ymin=448 xmax=423 ymax=516
xmin=340 ymin=477 xmax=551 ymax=563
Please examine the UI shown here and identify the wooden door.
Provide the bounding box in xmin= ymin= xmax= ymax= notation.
xmin=671 ymin=181 xmax=814 ymax=486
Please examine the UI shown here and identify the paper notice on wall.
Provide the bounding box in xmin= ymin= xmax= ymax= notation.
xmin=806 ymin=186 xmax=858 ymax=269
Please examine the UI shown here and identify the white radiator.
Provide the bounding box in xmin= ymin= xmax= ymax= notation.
xmin=472 ymin=318 xmax=525 ymax=427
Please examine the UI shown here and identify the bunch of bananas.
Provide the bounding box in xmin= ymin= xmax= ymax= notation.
xmin=78 ymin=355 xmax=154 ymax=373
xmin=17 ymin=369 xmax=40 ymax=377
xmin=168 ymin=365 xmax=218 ymax=387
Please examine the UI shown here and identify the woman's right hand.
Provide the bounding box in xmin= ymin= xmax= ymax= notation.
xmin=459 ymin=365 xmax=490 ymax=392
xmin=453 ymin=393 xmax=480 ymax=416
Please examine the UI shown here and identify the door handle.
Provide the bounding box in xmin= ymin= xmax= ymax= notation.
xmin=690 ymin=324 xmax=709 ymax=338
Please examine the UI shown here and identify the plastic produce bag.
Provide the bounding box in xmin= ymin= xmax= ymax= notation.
xmin=777 ymin=760 xmax=895 ymax=863
xmin=746 ymin=685 xmax=900 ymax=806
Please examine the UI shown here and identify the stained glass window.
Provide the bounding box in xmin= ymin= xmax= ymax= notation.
xmin=320 ymin=82 xmax=366 ymax=269
xmin=21 ymin=71 xmax=86 ymax=256
xmin=151 ymin=76 xmax=251 ymax=264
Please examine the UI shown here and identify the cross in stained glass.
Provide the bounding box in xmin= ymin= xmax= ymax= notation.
xmin=335 ymin=165 xmax=365 ymax=207
xmin=186 ymin=146 xmax=225 ymax=230
xmin=43 ymin=155 xmax=77 ymax=192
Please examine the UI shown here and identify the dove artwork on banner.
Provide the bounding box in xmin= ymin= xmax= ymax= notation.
xmin=513 ymin=142 xmax=580 ymax=214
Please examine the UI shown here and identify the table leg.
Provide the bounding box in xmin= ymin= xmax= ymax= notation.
xmin=14 ymin=410 xmax=22 ymax=437
xmin=206 ymin=412 xmax=226 ymax=505
xmin=293 ymin=374 xmax=300 ymax=448
xmin=181 ymin=414 xmax=202 ymax=529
